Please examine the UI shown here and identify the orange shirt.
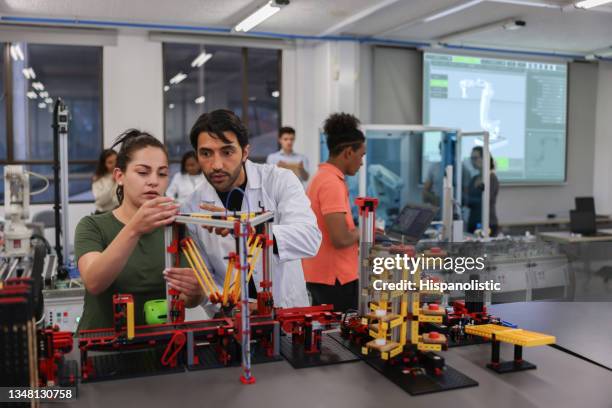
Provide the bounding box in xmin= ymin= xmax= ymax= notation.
xmin=302 ymin=163 xmax=358 ymax=285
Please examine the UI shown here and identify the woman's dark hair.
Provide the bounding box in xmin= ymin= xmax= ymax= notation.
xmin=472 ymin=146 xmax=495 ymax=170
xmin=93 ymin=149 xmax=117 ymax=181
xmin=180 ymin=151 xmax=199 ymax=174
xmin=324 ymin=113 xmax=365 ymax=157
xmin=278 ymin=126 xmax=295 ymax=138
xmin=189 ymin=109 xmax=249 ymax=150
xmin=111 ymin=129 xmax=168 ymax=204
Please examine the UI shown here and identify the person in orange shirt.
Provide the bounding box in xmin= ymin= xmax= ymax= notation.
xmin=302 ymin=113 xmax=365 ymax=312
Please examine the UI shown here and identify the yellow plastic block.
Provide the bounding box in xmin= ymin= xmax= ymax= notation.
xmin=389 ymin=317 xmax=403 ymax=329
xmin=390 ymin=346 xmax=403 ymax=358
xmin=465 ymin=324 xmax=555 ymax=347
xmin=126 ymin=301 xmax=135 ymax=340
xmin=418 ymin=315 xmax=443 ymax=323
xmin=417 ymin=343 xmax=442 ymax=351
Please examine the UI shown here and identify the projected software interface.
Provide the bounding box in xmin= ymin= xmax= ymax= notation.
xmin=423 ymin=53 xmax=567 ymax=183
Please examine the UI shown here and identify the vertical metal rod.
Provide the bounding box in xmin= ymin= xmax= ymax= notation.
xmin=164 ymin=225 xmax=173 ymax=318
xmin=59 ymin=126 xmax=70 ymax=267
xmin=239 ymin=221 xmax=253 ymax=383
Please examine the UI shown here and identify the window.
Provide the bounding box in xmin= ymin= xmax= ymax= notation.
xmin=246 ymin=48 xmax=281 ymax=160
xmin=0 ymin=43 xmax=103 ymax=204
xmin=163 ymin=43 xmax=281 ymax=163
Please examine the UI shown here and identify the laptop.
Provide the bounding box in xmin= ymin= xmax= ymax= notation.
xmin=570 ymin=210 xmax=610 ymax=237
xmin=388 ymin=204 xmax=437 ymax=242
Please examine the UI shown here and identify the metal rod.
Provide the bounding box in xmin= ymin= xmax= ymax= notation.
xmin=164 ymin=225 xmax=173 ymax=319
xmin=238 ymin=221 xmax=253 ymax=383
xmin=59 ymin=119 xmax=70 ymax=267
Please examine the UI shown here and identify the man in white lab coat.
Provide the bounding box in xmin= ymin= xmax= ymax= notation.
xmin=181 ymin=109 xmax=321 ymax=310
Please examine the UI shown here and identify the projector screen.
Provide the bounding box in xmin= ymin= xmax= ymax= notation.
xmin=423 ymin=52 xmax=568 ymax=183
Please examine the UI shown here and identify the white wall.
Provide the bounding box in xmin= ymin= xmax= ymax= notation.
xmin=103 ymin=32 xmax=164 ymax=145
xmin=282 ymin=41 xmax=370 ymax=174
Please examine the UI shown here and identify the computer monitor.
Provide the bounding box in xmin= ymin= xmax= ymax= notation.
xmin=575 ymin=197 xmax=595 ymax=214
xmin=570 ymin=210 xmax=597 ymax=235
xmin=389 ymin=204 xmax=436 ymax=242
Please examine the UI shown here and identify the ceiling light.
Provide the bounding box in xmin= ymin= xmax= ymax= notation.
xmin=10 ymin=44 xmax=24 ymax=61
xmin=26 ymin=91 xmax=37 ymax=99
xmin=423 ymin=0 xmax=483 ymax=23
xmin=45 ymin=98 xmax=53 ymax=104
xmin=168 ymin=103 xmax=175 ymax=109
xmin=163 ymin=85 xmax=170 ymax=92
xmin=39 ymin=91 xmax=49 ymax=98
xmin=22 ymin=67 xmax=36 ymax=79
xmin=271 ymin=90 xmax=280 ymax=98
xmin=234 ymin=0 xmax=288 ymax=32
xmin=489 ymin=0 xmax=559 ymax=8
xmin=191 ymin=52 xmax=213 ymax=68
xmin=575 ymin=0 xmax=612 ymax=8
xmin=169 ymin=72 xmax=187 ymax=85
xmin=502 ymin=20 xmax=526 ymax=30
xmin=194 ymin=96 xmax=205 ymax=104
xmin=32 ymin=82 xmax=44 ymax=91
xmin=38 ymin=102 xmax=46 ymax=109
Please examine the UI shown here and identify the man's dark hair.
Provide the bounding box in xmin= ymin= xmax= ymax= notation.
xmin=278 ymin=126 xmax=295 ymax=138
xmin=189 ymin=109 xmax=249 ymax=150
xmin=324 ymin=113 xmax=365 ymax=157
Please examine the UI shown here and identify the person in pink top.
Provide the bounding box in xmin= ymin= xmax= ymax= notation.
xmin=302 ymin=113 xmax=365 ymax=312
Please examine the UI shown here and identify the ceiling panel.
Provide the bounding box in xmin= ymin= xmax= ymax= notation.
xmin=1 ymin=0 xmax=612 ymax=53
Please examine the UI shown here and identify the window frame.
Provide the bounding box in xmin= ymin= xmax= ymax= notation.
xmin=161 ymin=43 xmax=282 ymax=164
xmin=0 ymin=42 xmax=104 ymax=204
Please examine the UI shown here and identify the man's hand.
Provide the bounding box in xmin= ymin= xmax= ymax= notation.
xmin=199 ymin=203 xmax=231 ymax=237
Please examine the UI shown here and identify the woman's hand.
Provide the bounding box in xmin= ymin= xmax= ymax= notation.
xmin=163 ymin=267 xmax=204 ymax=299
xmin=127 ymin=197 xmax=179 ymax=235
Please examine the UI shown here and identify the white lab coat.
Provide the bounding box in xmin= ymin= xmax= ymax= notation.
xmin=181 ymin=160 xmax=321 ymax=309
xmin=166 ymin=172 xmax=205 ymax=204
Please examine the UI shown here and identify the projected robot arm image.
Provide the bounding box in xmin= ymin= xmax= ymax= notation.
xmin=459 ymin=79 xmax=503 ymax=147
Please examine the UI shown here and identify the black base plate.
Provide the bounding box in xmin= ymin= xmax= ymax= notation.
xmin=82 ymin=348 xmax=184 ymax=383
xmin=447 ymin=336 xmax=490 ymax=348
xmin=487 ymin=360 xmax=536 ymax=373
xmin=328 ymin=332 xmax=478 ymax=396
xmin=280 ymin=333 xmax=360 ymax=369
xmin=187 ymin=340 xmax=283 ymax=371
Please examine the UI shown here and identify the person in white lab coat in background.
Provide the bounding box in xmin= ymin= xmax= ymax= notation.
xmin=181 ymin=109 xmax=321 ymax=310
xmin=92 ymin=149 xmax=119 ymax=214
xmin=166 ymin=151 xmax=204 ymax=204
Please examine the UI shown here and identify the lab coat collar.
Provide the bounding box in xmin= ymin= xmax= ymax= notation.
xmin=244 ymin=159 xmax=261 ymax=190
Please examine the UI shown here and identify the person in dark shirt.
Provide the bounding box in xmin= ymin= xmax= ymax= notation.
xmin=465 ymin=146 xmax=499 ymax=236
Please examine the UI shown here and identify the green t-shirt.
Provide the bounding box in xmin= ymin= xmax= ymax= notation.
xmin=74 ymin=211 xmax=166 ymax=331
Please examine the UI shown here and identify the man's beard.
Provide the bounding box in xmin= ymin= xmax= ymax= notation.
xmin=204 ymin=162 xmax=243 ymax=192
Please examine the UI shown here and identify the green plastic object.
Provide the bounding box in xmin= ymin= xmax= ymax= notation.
xmin=144 ymin=299 xmax=167 ymax=325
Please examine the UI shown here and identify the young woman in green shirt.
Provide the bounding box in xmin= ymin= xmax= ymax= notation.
xmin=74 ymin=130 xmax=204 ymax=330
